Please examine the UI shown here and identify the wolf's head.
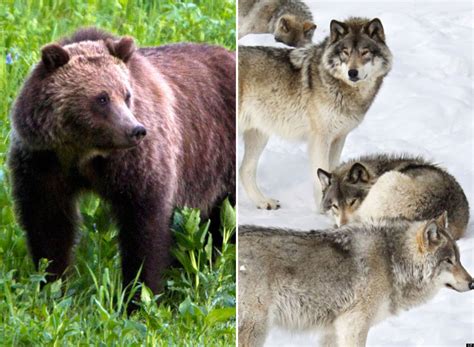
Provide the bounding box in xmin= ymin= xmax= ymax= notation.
xmin=414 ymin=213 xmax=473 ymax=292
xmin=322 ymin=18 xmax=392 ymax=85
xmin=317 ymin=163 xmax=372 ymax=226
xmin=273 ymin=15 xmax=316 ymax=47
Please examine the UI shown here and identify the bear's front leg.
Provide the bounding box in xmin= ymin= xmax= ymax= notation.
xmin=9 ymin=148 xmax=80 ymax=282
xmin=111 ymin=193 xmax=173 ymax=299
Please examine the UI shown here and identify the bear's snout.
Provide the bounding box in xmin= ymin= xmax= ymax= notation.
xmin=130 ymin=125 xmax=147 ymax=143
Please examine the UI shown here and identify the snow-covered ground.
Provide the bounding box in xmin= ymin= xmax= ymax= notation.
xmin=238 ymin=1 xmax=473 ymax=346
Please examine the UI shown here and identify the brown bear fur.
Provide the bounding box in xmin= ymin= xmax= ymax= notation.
xmin=8 ymin=28 xmax=235 ymax=300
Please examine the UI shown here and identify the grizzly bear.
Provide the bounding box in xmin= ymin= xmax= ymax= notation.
xmin=8 ymin=28 xmax=235 ymax=299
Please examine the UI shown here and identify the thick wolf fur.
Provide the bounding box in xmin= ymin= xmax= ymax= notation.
xmin=239 ymin=0 xmax=316 ymax=47
xmin=238 ymin=216 xmax=473 ymax=347
xmin=239 ymin=17 xmax=392 ymax=210
xmin=317 ymin=154 xmax=470 ymax=239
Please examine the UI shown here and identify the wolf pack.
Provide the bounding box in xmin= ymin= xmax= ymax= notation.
xmin=238 ymin=1 xmax=473 ymax=346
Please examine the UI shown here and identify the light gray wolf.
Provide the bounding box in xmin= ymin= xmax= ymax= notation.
xmin=317 ymin=154 xmax=470 ymax=239
xmin=239 ymin=0 xmax=316 ymax=47
xmin=238 ymin=214 xmax=473 ymax=346
xmin=239 ymin=18 xmax=392 ymax=210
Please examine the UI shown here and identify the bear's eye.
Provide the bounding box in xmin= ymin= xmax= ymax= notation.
xmin=125 ymin=91 xmax=131 ymax=106
xmin=97 ymin=93 xmax=110 ymax=105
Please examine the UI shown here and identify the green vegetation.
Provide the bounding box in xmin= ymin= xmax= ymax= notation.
xmin=0 ymin=0 xmax=236 ymax=345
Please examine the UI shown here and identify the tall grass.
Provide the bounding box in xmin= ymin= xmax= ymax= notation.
xmin=0 ymin=0 xmax=236 ymax=345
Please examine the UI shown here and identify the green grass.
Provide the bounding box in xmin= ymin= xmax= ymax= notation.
xmin=0 ymin=0 xmax=236 ymax=345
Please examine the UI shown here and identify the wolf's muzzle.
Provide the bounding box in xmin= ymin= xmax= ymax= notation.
xmin=348 ymin=69 xmax=359 ymax=81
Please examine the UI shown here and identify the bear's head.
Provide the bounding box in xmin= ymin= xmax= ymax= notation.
xmin=11 ymin=36 xmax=147 ymax=154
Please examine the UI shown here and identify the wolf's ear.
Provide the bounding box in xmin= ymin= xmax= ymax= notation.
xmin=303 ymin=21 xmax=317 ymax=38
xmin=106 ymin=36 xmax=136 ymax=63
xmin=41 ymin=44 xmax=70 ymax=72
xmin=422 ymin=220 xmax=442 ymax=249
xmin=278 ymin=16 xmax=291 ymax=33
xmin=348 ymin=163 xmax=370 ymax=184
xmin=279 ymin=17 xmax=291 ymax=33
xmin=330 ymin=20 xmax=348 ymax=43
xmin=435 ymin=211 xmax=449 ymax=229
xmin=364 ymin=18 xmax=385 ymax=43
xmin=317 ymin=168 xmax=332 ymax=190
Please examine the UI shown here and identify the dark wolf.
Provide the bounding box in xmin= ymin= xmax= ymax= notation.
xmin=317 ymin=154 xmax=469 ymax=239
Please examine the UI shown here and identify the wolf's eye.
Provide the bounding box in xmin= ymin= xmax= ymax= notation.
xmin=331 ymin=204 xmax=339 ymax=210
xmin=342 ymin=48 xmax=349 ymax=56
xmin=97 ymin=93 xmax=109 ymax=105
xmin=349 ymin=199 xmax=358 ymax=206
xmin=360 ymin=49 xmax=370 ymax=56
xmin=444 ymin=258 xmax=453 ymax=265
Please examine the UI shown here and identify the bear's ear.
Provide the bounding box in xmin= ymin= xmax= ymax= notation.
xmin=106 ymin=37 xmax=136 ymax=63
xmin=41 ymin=44 xmax=70 ymax=72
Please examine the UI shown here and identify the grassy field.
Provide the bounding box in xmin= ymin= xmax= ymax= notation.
xmin=0 ymin=0 xmax=236 ymax=345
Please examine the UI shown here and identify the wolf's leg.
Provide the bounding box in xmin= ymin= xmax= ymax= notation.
xmin=308 ymin=135 xmax=331 ymax=211
xmin=329 ymin=135 xmax=347 ymax=170
xmin=238 ymin=318 xmax=268 ymax=347
xmin=240 ymin=129 xmax=280 ymax=210
xmin=334 ymin=312 xmax=369 ymax=347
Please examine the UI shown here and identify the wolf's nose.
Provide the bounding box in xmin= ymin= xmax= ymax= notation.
xmin=131 ymin=125 xmax=147 ymax=140
xmin=348 ymin=69 xmax=358 ymax=79
xmin=469 ymin=281 xmax=474 ymax=290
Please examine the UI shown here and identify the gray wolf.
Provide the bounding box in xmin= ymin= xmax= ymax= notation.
xmin=238 ymin=214 xmax=473 ymax=346
xmin=239 ymin=0 xmax=316 ymax=47
xmin=239 ymin=18 xmax=392 ymax=210
xmin=8 ymin=28 xmax=235 ymax=301
xmin=317 ymin=154 xmax=469 ymax=239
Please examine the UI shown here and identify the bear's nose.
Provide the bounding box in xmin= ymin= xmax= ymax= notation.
xmin=348 ymin=69 xmax=359 ymax=79
xmin=130 ymin=126 xmax=147 ymax=140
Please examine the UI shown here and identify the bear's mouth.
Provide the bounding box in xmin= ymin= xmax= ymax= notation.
xmin=96 ymin=139 xmax=142 ymax=151
xmin=117 ymin=140 xmax=143 ymax=149
xmin=115 ymin=130 xmax=147 ymax=149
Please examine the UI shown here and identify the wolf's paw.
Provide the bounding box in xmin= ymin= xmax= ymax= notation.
xmin=256 ymin=199 xmax=281 ymax=210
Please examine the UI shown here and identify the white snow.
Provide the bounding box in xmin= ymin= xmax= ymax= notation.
xmin=238 ymin=1 xmax=474 ymax=346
